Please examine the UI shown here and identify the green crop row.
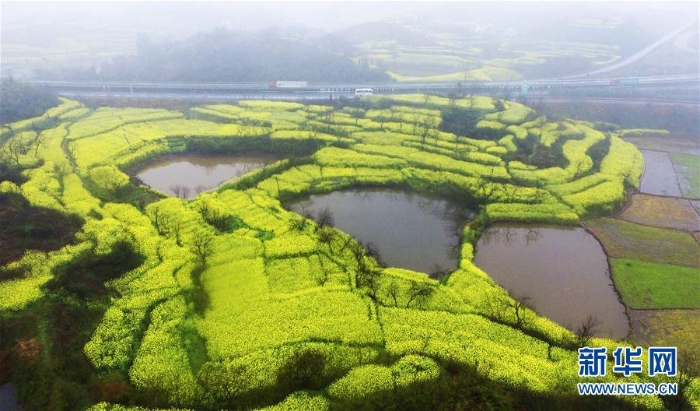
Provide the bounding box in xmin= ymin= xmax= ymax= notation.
xmin=0 ymin=95 xmax=670 ymax=411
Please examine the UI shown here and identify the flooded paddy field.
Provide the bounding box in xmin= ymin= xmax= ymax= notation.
xmin=639 ymin=150 xmax=683 ymax=197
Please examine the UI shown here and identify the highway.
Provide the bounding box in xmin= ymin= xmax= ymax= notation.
xmin=29 ymin=73 xmax=700 ymax=99
xmin=560 ymin=19 xmax=698 ymax=79
xmin=15 ymin=16 xmax=699 ymax=104
xmin=27 ymin=17 xmax=700 ymax=99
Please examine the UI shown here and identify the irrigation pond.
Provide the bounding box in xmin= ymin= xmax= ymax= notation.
xmin=138 ymin=157 xmax=632 ymax=340
xmin=286 ymin=188 xmax=473 ymax=275
xmin=136 ymin=153 xmax=279 ymax=198
xmin=474 ymin=223 xmax=630 ymax=339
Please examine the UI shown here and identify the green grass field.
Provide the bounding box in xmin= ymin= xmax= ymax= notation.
xmin=610 ymin=258 xmax=700 ymax=309
xmin=586 ymin=217 xmax=700 ymax=267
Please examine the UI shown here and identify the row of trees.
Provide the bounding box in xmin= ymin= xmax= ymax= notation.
xmin=36 ymin=29 xmax=391 ymax=83
xmin=0 ymin=78 xmax=59 ymax=124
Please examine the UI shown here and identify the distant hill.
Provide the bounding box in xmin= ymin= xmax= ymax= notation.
xmin=335 ymin=22 xmax=435 ymax=47
xmin=43 ymin=29 xmax=391 ymax=83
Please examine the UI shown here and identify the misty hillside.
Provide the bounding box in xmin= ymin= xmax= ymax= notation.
xmin=41 ymin=29 xmax=391 ymax=83
xmin=4 ymin=2 xmax=697 ymax=82
xmin=335 ymin=22 xmax=435 ymax=47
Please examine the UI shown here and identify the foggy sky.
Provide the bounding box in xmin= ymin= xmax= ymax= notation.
xmin=2 ymin=2 xmax=697 ymax=37
xmin=1 ymin=1 xmax=697 ymax=79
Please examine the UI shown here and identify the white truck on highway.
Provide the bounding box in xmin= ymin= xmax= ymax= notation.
xmin=268 ymin=80 xmax=308 ymax=88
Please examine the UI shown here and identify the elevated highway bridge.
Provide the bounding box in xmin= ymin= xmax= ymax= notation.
xmin=22 ymin=74 xmax=699 ymax=105
xmin=29 ymin=74 xmax=699 ymax=94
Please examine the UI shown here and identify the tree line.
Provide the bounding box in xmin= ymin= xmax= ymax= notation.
xmin=35 ymin=28 xmax=391 ymax=83
xmin=0 ymin=78 xmax=59 ymax=124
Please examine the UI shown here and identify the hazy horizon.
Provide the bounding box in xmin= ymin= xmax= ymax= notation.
xmin=1 ymin=1 xmax=697 ymax=79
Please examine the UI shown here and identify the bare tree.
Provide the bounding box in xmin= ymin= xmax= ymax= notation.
xmin=190 ymin=229 xmax=215 ymax=265
xmin=313 ymin=207 xmax=334 ymax=231
xmin=3 ymin=135 xmax=28 ymax=165
xmin=430 ymin=264 xmax=451 ymax=283
xmin=170 ymin=218 xmax=184 ymax=246
xmin=317 ymin=226 xmax=336 ymax=253
xmin=405 ymin=281 xmax=433 ymax=309
xmin=393 ymin=110 xmax=405 ymax=131
xmin=385 ymin=280 xmax=400 ymax=307
xmin=494 ymin=99 xmax=506 ymax=113
xmin=348 ymin=108 xmax=364 ymax=125
xmin=474 ymin=179 xmax=501 ymax=202
xmin=532 ymin=180 xmax=549 ymax=203
xmin=336 ymin=235 xmax=354 ymax=254
xmin=420 ymin=115 xmax=438 ymax=148
xmin=419 ymin=332 xmax=431 ymax=352
xmin=149 ymin=205 xmax=171 ymax=235
xmin=55 ymin=161 xmax=72 ymax=177
xmin=412 ymin=119 xmax=420 ymax=136
xmin=364 ymin=242 xmax=384 ymax=267
xmin=500 ymin=183 xmax=523 ymax=200
xmin=31 ymin=132 xmax=46 ymax=158
xmin=484 ymin=290 xmax=533 ymax=329
xmin=503 ymin=227 xmax=517 ymax=245
xmin=572 ymin=158 xmax=589 ymax=177
xmin=314 ymin=253 xmax=330 ymax=286
xmin=525 ymin=228 xmax=540 ymax=245
xmin=617 ymin=167 xmax=635 ymax=187
xmin=195 ymin=184 xmax=210 ymax=195
xmin=509 ymin=295 xmax=533 ymax=329
xmin=484 ymin=290 xmax=509 ymax=321
xmin=290 ymin=216 xmax=309 ymax=232
xmin=575 ymin=315 xmax=600 ymax=348
xmin=447 ymin=92 xmax=458 ymax=107
xmin=358 ymin=267 xmax=382 ymax=301
xmin=348 ymin=239 xmax=384 ymax=301
xmin=377 ymin=110 xmax=387 ymax=129
xmin=170 ymin=184 xmax=191 ymax=199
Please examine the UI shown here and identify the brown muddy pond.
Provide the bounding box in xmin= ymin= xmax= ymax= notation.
xmin=474 ymin=223 xmax=629 ymax=339
xmin=286 ymin=189 xmax=473 ymax=275
xmin=136 ymin=153 xmax=279 ymax=199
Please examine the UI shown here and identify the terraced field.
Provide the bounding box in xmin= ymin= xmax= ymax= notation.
xmin=592 ymin=133 xmax=700 ymax=372
xmin=0 ymin=95 xmax=697 ymax=411
xmin=352 ymin=22 xmax=626 ymax=82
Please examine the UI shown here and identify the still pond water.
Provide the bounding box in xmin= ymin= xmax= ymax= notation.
xmin=135 ymin=153 xmax=628 ymax=338
xmin=286 ymin=189 xmax=473 ymax=275
xmin=474 ymin=224 xmax=629 ymax=339
xmin=136 ymin=153 xmax=278 ymax=199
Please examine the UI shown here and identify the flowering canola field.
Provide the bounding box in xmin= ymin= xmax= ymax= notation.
xmin=1 ymin=95 xmax=694 ymax=411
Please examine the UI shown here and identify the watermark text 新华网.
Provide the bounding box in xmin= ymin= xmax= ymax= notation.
xmin=577 ymin=346 xmax=678 ymax=396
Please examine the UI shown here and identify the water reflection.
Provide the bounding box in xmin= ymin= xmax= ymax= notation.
xmin=474 ymin=223 xmax=629 ymax=339
xmin=136 ymin=153 xmax=278 ymax=199
xmin=286 ymin=188 xmax=473 ymax=275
